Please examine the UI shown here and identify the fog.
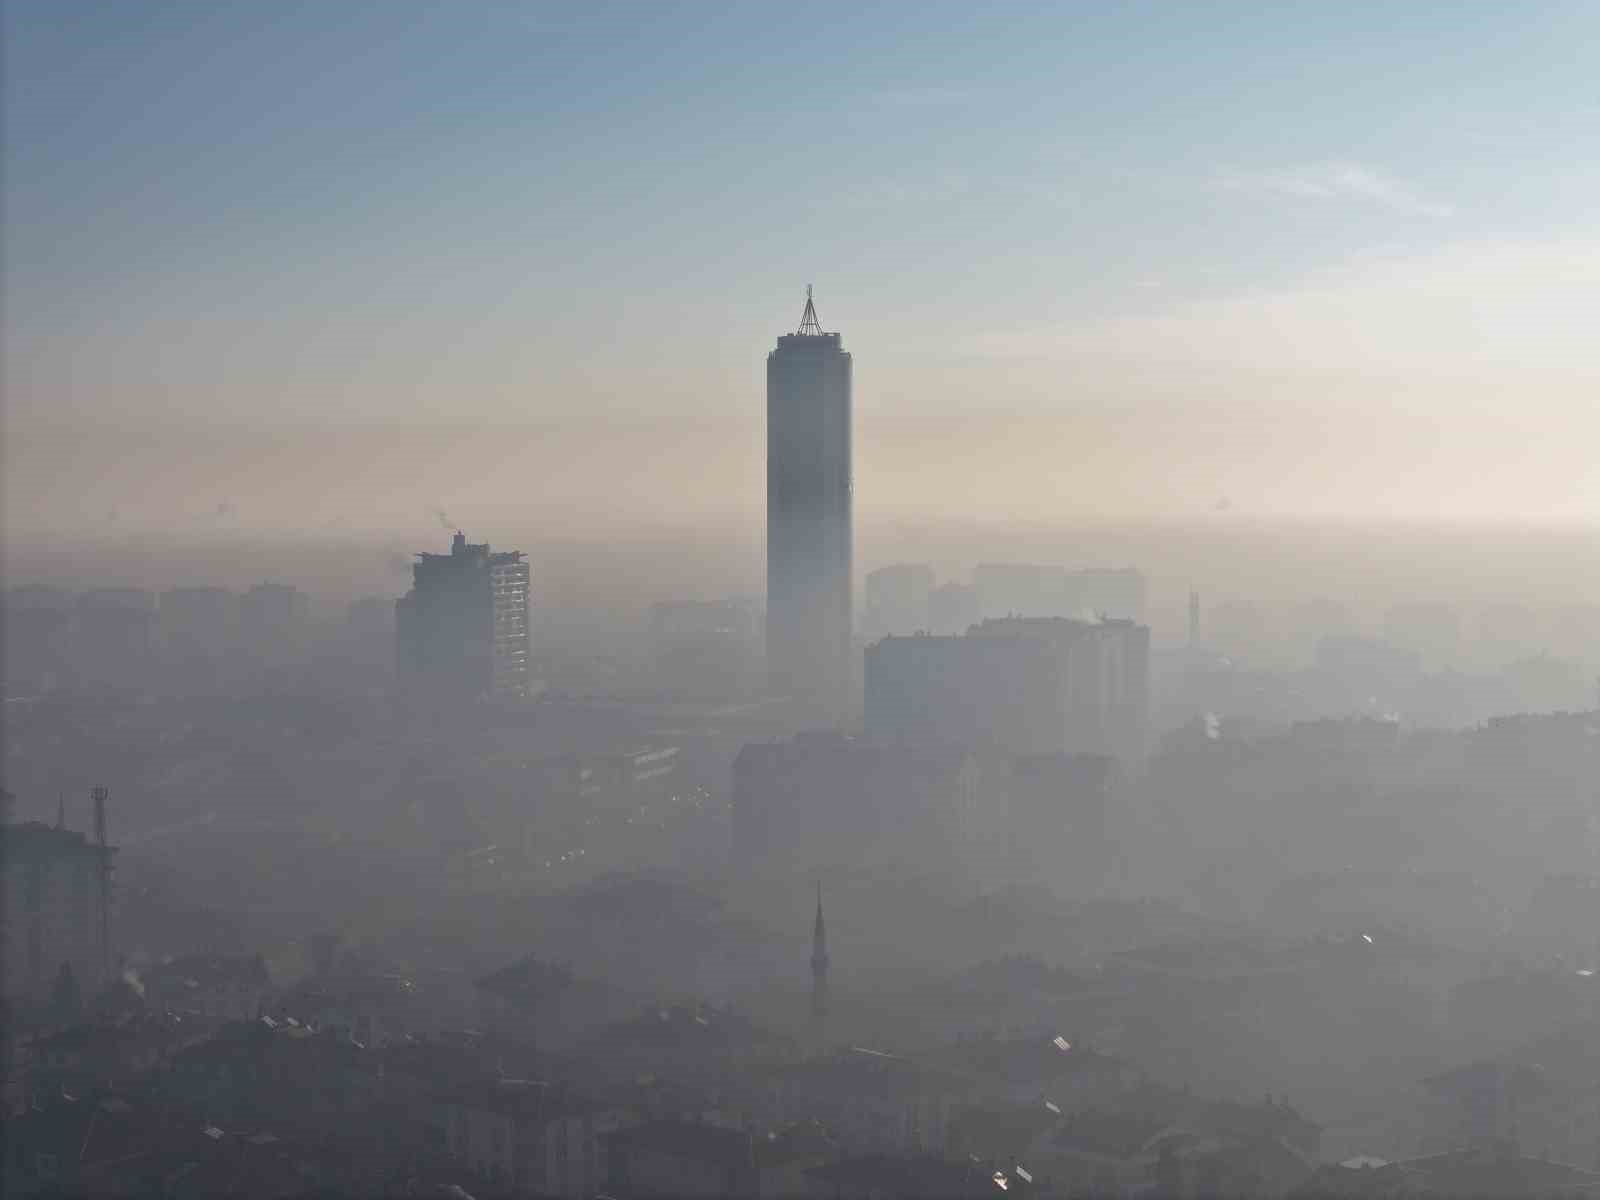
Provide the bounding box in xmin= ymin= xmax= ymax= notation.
xmin=6 ymin=3 xmax=1600 ymax=1198
xmin=4 ymin=513 xmax=1597 ymax=1194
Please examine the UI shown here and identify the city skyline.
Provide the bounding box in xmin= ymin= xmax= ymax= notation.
xmin=6 ymin=2 xmax=1600 ymax=545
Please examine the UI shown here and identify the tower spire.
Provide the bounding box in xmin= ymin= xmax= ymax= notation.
xmin=797 ymin=284 xmax=824 ymax=336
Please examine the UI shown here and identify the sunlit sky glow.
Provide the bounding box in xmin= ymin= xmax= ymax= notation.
xmin=4 ymin=1 xmax=1599 ymax=541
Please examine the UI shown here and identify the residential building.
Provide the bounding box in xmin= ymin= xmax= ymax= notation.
xmin=443 ymin=1078 xmax=628 ymax=1198
xmin=765 ymin=1047 xmax=966 ymax=1155
xmin=605 ymin=1118 xmax=833 ymax=1199
xmin=72 ymin=589 xmax=157 ymax=690
xmin=396 ymin=531 xmax=531 ymax=700
xmin=238 ymin=582 xmax=311 ymax=665
xmin=159 ymin=586 xmax=237 ymax=658
xmin=142 ymin=953 xmax=271 ymax=1023
xmin=0 ymin=820 xmax=114 ymax=1007
xmin=731 ymin=733 xmax=978 ymax=871
xmin=865 ymin=617 xmax=1150 ymax=763
xmin=1 ymin=588 xmax=73 ymax=692
xmin=649 ymin=599 xmax=763 ymax=699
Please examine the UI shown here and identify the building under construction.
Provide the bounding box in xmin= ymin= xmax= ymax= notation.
xmin=396 ymin=531 xmax=531 ymax=701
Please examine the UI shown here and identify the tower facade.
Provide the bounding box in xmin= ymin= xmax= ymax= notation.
xmin=810 ymin=886 xmax=829 ymax=1053
xmin=767 ymin=288 xmax=853 ymax=720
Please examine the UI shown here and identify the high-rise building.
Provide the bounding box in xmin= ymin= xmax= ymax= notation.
xmin=865 ymin=616 xmax=1150 ymax=763
xmin=1 ymin=795 xmax=115 ymax=1007
xmin=767 ymin=287 xmax=852 ymax=720
xmin=396 ymin=531 xmax=530 ymax=700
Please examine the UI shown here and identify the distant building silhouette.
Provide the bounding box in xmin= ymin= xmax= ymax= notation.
xmin=865 ymin=616 xmax=1150 ymax=763
xmin=159 ymin=585 xmax=238 ymax=690
xmin=73 ymin=589 xmax=157 ymax=690
xmin=238 ymin=582 xmax=310 ymax=665
xmin=974 ymin=563 xmax=1147 ymax=623
xmin=767 ymin=287 xmax=852 ymax=721
xmin=1 ymin=807 xmax=115 ymax=1007
xmin=732 ymin=733 xmax=976 ymax=873
xmin=864 ymin=564 xmax=935 ymax=638
xmin=396 ymin=531 xmax=530 ymax=700
xmin=927 ymin=581 xmax=980 ymax=636
xmin=159 ymin=585 xmax=236 ymax=657
xmin=648 ymin=598 xmax=763 ymax=700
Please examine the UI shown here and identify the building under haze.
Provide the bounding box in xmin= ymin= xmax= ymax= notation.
xmin=767 ymin=288 xmax=852 ymax=720
xmin=865 ymin=616 xmax=1150 ymax=763
xmin=974 ymin=563 xmax=1147 ymax=623
xmin=396 ymin=531 xmax=530 ymax=700
xmin=648 ymin=598 xmax=763 ymax=700
xmin=238 ymin=582 xmax=311 ymax=664
xmin=864 ymin=563 xmax=935 ymax=638
xmin=72 ymin=589 xmax=157 ymax=690
xmin=732 ymin=732 xmax=976 ymax=872
xmin=1 ymin=797 xmax=115 ymax=1009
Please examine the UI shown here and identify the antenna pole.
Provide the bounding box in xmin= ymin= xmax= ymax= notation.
xmin=797 ymin=285 xmax=825 ymax=336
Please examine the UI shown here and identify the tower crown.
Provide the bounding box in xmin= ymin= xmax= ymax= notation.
xmin=796 ymin=284 xmax=826 ymax=336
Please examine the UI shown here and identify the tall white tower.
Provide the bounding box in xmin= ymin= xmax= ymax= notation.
xmin=766 ymin=287 xmax=853 ymax=721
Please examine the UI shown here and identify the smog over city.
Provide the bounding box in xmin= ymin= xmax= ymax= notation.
xmin=3 ymin=5 xmax=1598 ymax=1198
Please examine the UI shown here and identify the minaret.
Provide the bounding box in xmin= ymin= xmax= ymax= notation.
xmin=810 ymin=883 xmax=829 ymax=1054
xmin=1188 ymin=590 xmax=1201 ymax=649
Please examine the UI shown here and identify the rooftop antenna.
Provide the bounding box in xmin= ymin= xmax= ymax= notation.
xmin=797 ymin=284 xmax=824 ymax=336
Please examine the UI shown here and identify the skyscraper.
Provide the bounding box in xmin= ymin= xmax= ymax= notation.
xmin=396 ymin=531 xmax=530 ymax=700
xmin=767 ymin=287 xmax=852 ymax=719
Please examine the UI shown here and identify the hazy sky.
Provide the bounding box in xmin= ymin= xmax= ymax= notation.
xmin=5 ymin=1 xmax=1599 ymax=543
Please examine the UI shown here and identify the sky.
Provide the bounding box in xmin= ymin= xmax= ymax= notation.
xmin=4 ymin=0 xmax=1600 ymax=547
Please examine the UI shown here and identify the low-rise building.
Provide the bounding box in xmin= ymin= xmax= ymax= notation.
xmin=764 ymin=1047 xmax=966 ymax=1155
xmin=604 ymin=1118 xmax=833 ymax=1199
xmin=443 ymin=1077 xmax=628 ymax=1198
xmin=143 ymin=953 xmax=271 ymax=1023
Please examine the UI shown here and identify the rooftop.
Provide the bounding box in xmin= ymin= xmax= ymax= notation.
xmin=0 ymin=820 xmax=114 ymax=862
xmin=608 ymin=1118 xmax=833 ymax=1169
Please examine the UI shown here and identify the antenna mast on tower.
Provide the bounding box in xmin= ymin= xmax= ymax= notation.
xmin=797 ymin=284 xmax=824 ymax=335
